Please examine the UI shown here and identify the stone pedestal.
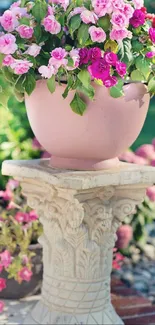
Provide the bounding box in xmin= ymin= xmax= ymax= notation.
xmin=2 ymin=159 xmax=155 ymax=325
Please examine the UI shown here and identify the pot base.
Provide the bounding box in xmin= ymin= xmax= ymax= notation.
xmin=50 ymin=156 xmax=120 ymax=171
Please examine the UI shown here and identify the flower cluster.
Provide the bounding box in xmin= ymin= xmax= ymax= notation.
xmin=0 ymin=178 xmax=42 ymax=313
xmin=0 ymin=0 xmax=155 ymax=115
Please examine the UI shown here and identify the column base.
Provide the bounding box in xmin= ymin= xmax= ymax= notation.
xmin=24 ymin=301 xmax=124 ymax=325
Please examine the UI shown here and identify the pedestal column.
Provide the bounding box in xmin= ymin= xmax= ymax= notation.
xmin=2 ymin=160 xmax=155 ymax=325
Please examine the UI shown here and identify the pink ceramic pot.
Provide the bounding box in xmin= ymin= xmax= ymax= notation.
xmin=25 ymin=80 xmax=150 ymax=170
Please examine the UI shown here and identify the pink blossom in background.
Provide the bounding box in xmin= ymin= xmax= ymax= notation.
xmin=3 ymin=54 xmax=15 ymax=66
xmin=79 ymin=48 xmax=89 ymax=65
xmin=18 ymin=267 xmax=32 ymax=282
xmin=119 ymin=151 xmax=136 ymax=163
xmin=0 ymin=301 xmax=4 ymax=313
xmin=38 ymin=65 xmax=56 ymax=79
xmin=15 ymin=212 xmax=29 ymax=223
xmin=146 ymin=51 xmax=155 ymax=58
xmin=112 ymin=249 xmax=124 ymax=270
xmin=116 ymin=225 xmax=133 ymax=249
xmin=49 ymin=0 xmax=69 ymax=11
xmin=68 ymin=7 xmax=85 ymax=21
xmin=112 ymin=0 xmax=125 ymax=11
xmin=103 ymin=75 xmax=118 ymax=88
xmin=0 ymin=250 xmax=11 ymax=269
xmin=42 ymin=15 xmax=61 ymax=34
xmin=11 ymin=59 xmax=33 ymax=74
xmin=16 ymin=25 xmax=33 ymax=39
xmin=0 ymin=34 xmax=17 ymax=55
xmin=0 ymin=10 xmax=19 ymax=32
xmin=67 ymin=49 xmax=80 ymax=70
xmin=92 ymin=0 xmax=112 ymax=17
xmin=121 ymin=4 xmax=134 ymax=19
xmin=89 ymin=47 xmax=101 ymax=62
xmin=32 ymin=137 xmax=42 ymax=150
xmin=81 ymin=10 xmax=98 ymax=24
xmin=29 ymin=210 xmax=38 ymax=222
xmin=131 ymin=155 xmax=148 ymax=165
xmin=135 ymin=144 xmax=155 ymax=159
xmin=6 ymin=179 xmax=19 ymax=191
xmin=149 ymin=28 xmax=155 ymax=44
xmin=25 ymin=44 xmax=41 ymax=57
xmin=146 ymin=186 xmax=155 ymax=201
xmin=6 ymin=201 xmax=17 ymax=210
xmin=130 ymin=9 xmax=145 ymax=28
xmin=111 ymin=12 xmax=128 ymax=29
xmin=0 ymin=189 xmax=12 ymax=201
xmin=104 ymin=52 xmax=118 ymax=66
xmin=151 ymin=159 xmax=155 ymax=167
xmin=47 ymin=5 xmax=55 ymax=16
xmin=133 ymin=0 xmax=144 ymax=9
xmin=0 ymin=278 xmax=6 ymax=292
xmin=116 ymin=61 xmax=127 ymax=77
xmin=50 ymin=48 xmax=68 ymax=68
xmin=10 ymin=1 xmax=21 ymax=9
xmin=22 ymin=255 xmax=29 ymax=265
xmin=110 ymin=28 xmax=128 ymax=41
xmin=41 ymin=151 xmax=51 ymax=158
xmin=89 ymin=26 xmax=106 ymax=43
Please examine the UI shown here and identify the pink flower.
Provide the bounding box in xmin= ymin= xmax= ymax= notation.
xmin=15 ymin=212 xmax=29 ymax=223
xmin=132 ymin=155 xmax=148 ymax=165
xmin=0 ymin=250 xmax=11 ymax=268
xmin=3 ymin=54 xmax=15 ymax=66
xmin=111 ymin=12 xmax=128 ymax=29
xmin=88 ymin=58 xmax=110 ymax=82
xmin=50 ymin=48 xmax=68 ymax=68
xmin=41 ymin=151 xmax=51 ymax=158
xmin=133 ymin=0 xmax=144 ymax=9
xmin=89 ymin=26 xmax=106 ymax=43
xmin=81 ymin=10 xmax=98 ymax=24
xmin=0 ymin=301 xmax=5 ymax=313
xmin=92 ymin=0 xmax=112 ymax=17
xmin=68 ymin=7 xmax=85 ymax=21
xmin=10 ymin=1 xmax=21 ymax=9
xmin=112 ymin=0 xmax=125 ymax=11
xmin=146 ymin=51 xmax=155 ymax=58
xmin=0 ymin=278 xmax=6 ymax=292
xmin=29 ymin=210 xmax=38 ymax=221
xmin=136 ymin=144 xmax=155 ymax=159
xmin=49 ymin=0 xmax=69 ymax=11
xmin=38 ymin=65 xmax=56 ymax=79
xmin=47 ymin=5 xmax=55 ymax=15
xmin=149 ymin=28 xmax=155 ymax=44
xmin=0 ymin=34 xmax=17 ymax=55
xmin=17 ymin=25 xmax=33 ymax=39
xmin=6 ymin=179 xmax=19 ymax=191
xmin=79 ymin=48 xmax=89 ymax=65
xmin=113 ymin=251 xmax=124 ymax=270
xmin=130 ymin=9 xmax=145 ymax=28
xmin=25 ymin=44 xmax=41 ymax=57
xmin=110 ymin=28 xmax=128 ymax=41
xmin=104 ymin=52 xmax=118 ymax=66
xmin=32 ymin=137 xmax=42 ymax=150
xmin=11 ymin=59 xmax=33 ymax=74
xmin=18 ymin=267 xmax=32 ymax=282
xmin=121 ymin=4 xmax=134 ymax=19
xmin=103 ymin=75 xmax=118 ymax=88
xmin=0 ymin=10 xmax=19 ymax=32
xmin=147 ymin=186 xmax=155 ymax=201
xmin=151 ymin=159 xmax=155 ymax=167
xmin=119 ymin=151 xmax=136 ymax=163
xmin=89 ymin=47 xmax=101 ymax=62
xmin=0 ymin=189 xmax=12 ymax=201
xmin=116 ymin=225 xmax=133 ymax=249
xmin=42 ymin=15 xmax=61 ymax=34
xmin=67 ymin=49 xmax=80 ymax=70
xmin=116 ymin=61 xmax=127 ymax=77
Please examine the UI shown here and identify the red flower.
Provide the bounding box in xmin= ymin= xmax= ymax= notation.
xmin=0 ymin=278 xmax=6 ymax=292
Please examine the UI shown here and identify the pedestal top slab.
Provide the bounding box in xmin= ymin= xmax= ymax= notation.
xmin=2 ymin=159 xmax=155 ymax=190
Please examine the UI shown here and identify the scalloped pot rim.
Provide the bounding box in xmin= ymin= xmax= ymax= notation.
xmin=25 ymin=81 xmax=150 ymax=170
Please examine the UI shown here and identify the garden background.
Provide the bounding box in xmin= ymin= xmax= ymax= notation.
xmin=1 ymin=0 xmax=155 ymax=310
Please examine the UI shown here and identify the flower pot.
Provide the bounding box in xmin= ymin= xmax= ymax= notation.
xmin=25 ymin=80 xmax=150 ymax=170
xmin=0 ymin=244 xmax=43 ymax=300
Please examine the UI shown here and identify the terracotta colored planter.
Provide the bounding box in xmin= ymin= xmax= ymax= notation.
xmin=25 ymin=80 xmax=150 ymax=170
xmin=0 ymin=244 xmax=43 ymax=300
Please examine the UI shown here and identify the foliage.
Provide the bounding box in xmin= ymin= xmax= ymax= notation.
xmin=0 ymin=0 xmax=155 ymax=115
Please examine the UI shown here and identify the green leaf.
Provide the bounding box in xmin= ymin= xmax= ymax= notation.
xmin=19 ymin=17 xmax=30 ymax=26
xmin=62 ymin=75 xmax=74 ymax=98
xmin=0 ymin=54 xmax=5 ymax=69
xmin=77 ymin=24 xmax=89 ymax=46
xmin=131 ymin=69 xmax=144 ymax=82
xmin=69 ymin=14 xmax=81 ymax=34
xmin=67 ymin=57 xmax=74 ymax=67
xmin=47 ymin=75 xmax=56 ymax=94
xmin=14 ymin=75 xmax=26 ymax=93
xmin=24 ymin=74 xmax=36 ymax=96
xmin=131 ymin=40 xmax=143 ymax=52
xmin=123 ymin=39 xmax=133 ymax=67
xmin=70 ymin=92 xmax=86 ymax=115
xmin=136 ymin=56 xmax=151 ymax=80
xmin=148 ymin=77 xmax=155 ymax=94
xmin=32 ymin=0 xmax=48 ymax=23
xmin=98 ymin=15 xmax=110 ymax=32
xmin=78 ymin=70 xmax=91 ymax=89
xmin=77 ymin=83 xmax=95 ymax=100
xmin=2 ymin=67 xmax=16 ymax=84
xmin=110 ymin=79 xmax=124 ymax=98
xmin=34 ymin=25 xmax=42 ymax=42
